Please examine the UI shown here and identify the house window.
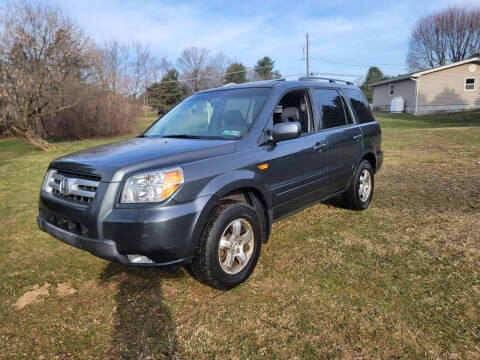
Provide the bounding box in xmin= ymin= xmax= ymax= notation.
xmin=389 ymin=84 xmax=395 ymax=95
xmin=465 ymin=78 xmax=476 ymax=91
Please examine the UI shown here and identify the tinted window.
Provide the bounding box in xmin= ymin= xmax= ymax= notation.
xmin=344 ymin=89 xmax=375 ymax=124
xmin=314 ymin=89 xmax=347 ymax=129
xmin=340 ymin=95 xmax=354 ymax=124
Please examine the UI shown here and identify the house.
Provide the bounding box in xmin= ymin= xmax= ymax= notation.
xmin=370 ymin=57 xmax=480 ymax=115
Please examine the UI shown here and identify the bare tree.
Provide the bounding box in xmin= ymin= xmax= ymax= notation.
xmin=204 ymin=52 xmax=230 ymax=88
xmin=177 ymin=46 xmax=211 ymax=92
xmin=150 ymin=56 xmax=171 ymax=84
xmin=91 ymin=40 xmax=132 ymax=96
xmin=0 ymin=1 xmax=90 ymax=150
xmin=407 ymin=6 xmax=480 ymax=71
xmin=131 ymin=40 xmax=153 ymax=98
xmin=91 ymin=40 xmax=166 ymax=100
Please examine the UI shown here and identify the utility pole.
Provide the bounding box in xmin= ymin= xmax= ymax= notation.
xmin=305 ymin=33 xmax=310 ymax=77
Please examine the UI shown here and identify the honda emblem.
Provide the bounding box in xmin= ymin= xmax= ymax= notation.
xmin=60 ymin=178 xmax=70 ymax=196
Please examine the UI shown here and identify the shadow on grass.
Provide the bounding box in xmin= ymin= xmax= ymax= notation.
xmin=322 ymin=194 xmax=346 ymax=209
xmin=99 ymin=263 xmax=184 ymax=359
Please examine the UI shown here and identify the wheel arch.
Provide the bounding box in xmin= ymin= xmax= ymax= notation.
xmin=361 ymin=151 xmax=377 ymax=172
xmin=219 ymin=187 xmax=271 ymax=243
xmin=187 ymin=171 xmax=273 ymax=260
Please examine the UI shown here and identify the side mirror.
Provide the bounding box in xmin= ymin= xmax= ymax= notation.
xmin=273 ymin=122 xmax=301 ymax=142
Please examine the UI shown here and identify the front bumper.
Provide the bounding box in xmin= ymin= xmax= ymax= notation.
xmin=38 ymin=191 xmax=212 ymax=268
xmin=37 ymin=216 xmax=186 ymax=268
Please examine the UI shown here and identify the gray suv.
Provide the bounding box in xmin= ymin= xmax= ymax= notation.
xmin=38 ymin=77 xmax=383 ymax=289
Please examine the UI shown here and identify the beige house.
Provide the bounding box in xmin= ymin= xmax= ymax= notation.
xmin=370 ymin=57 xmax=480 ymax=115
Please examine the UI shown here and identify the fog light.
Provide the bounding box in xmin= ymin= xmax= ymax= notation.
xmin=127 ymin=254 xmax=154 ymax=264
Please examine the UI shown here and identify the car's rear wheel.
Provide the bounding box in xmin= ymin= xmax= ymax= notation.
xmin=342 ymin=160 xmax=374 ymax=210
xmin=186 ymin=201 xmax=262 ymax=290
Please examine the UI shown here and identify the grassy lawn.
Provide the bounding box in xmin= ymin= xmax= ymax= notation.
xmin=1 ymin=111 xmax=479 ymax=359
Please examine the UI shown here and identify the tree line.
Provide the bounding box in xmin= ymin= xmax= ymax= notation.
xmin=0 ymin=1 xmax=281 ymax=150
xmin=146 ymin=52 xmax=280 ymax=115
xmin=6 ymin=1 xmax=475 ymax=149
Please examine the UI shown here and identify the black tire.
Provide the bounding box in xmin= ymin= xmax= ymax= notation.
xmin=186 ymin=201 xmax=263 ymax=290
xmin=342 ymin=160 xmax=374 ymax=210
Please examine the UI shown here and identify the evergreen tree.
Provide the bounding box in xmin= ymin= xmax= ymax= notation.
xmin=146 ymin=69 xmax=186 ymax=114
xmin=361 ymin=67 xmax=387 ymax=103
xmin=254 ymin=56 xmax=281 ymax=80
xmin=224 ymin=62 xmax=247 ymax=84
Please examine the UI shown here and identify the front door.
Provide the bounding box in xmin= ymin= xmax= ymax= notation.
xmin=265 ymin=89 xmax=329 ymax=219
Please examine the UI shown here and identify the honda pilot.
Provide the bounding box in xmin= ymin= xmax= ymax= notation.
xmin=38 ymin=77 xmax=383 ymax=289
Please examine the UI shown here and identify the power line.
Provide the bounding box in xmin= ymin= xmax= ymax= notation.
xmin=154 ymin=64 xmax=277 ymax=86
xmin=311 ymin=72 xmax=364 ymax=77
xmin=310 ymin=57 xmax=409 ymax=69
xmin=148 ymin=60 xmax=362 ymax=88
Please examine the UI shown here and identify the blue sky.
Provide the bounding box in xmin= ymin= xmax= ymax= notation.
xmin=4 ymin=0 xmax=479 ymax=81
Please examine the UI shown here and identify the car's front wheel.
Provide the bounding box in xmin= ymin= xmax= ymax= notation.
xmin=186 ymin=201 xmax=262 ymax=290
xmin=342 ymin=160 xmax=374 ymax=210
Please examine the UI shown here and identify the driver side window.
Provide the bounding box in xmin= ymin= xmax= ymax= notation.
xmin=273 ymin=90 xmax=313 ymax=133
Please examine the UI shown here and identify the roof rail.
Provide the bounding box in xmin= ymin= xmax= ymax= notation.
xmin=219 ymin=78 xmax=285 ymax=87
xmin=248 ymin=78 xmax=285 ymax=84
xmin=298 ymin=76 xmax=354 ymax=85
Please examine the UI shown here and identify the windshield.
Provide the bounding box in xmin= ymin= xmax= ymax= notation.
xmin=144 ymin=88 xmax=271 ymax=139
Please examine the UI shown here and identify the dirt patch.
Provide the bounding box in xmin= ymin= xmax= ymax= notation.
xmin=7 ymin=270 xmax=34 ymax=277
xmin=56 ymin=282 xmax=77 ymax=297
xmin=14 ymin=282 xmax=79 ymax=309
xmin=14 ymin=283 xmax=50 ymax=309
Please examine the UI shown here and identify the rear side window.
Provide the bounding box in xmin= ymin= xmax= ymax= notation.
xmin=313 ymin=89 xmax=348 ymax=129
xmin=344 ymin=89 xmax=375 ymax=124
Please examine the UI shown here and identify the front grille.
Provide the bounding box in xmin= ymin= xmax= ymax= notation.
xmin=48 ymin=170 xmax=100 ymax=204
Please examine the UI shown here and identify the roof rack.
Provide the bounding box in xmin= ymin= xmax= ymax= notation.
xmin=298 ymin=76 xmax=354 ymax=85
xmin=248 ymin=78 xmax=286 ymax=84
xmin=220 ymin=78 xmax=286 ymax=87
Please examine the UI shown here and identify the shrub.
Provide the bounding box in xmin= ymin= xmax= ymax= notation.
xmin=43 ymin=85 xmax=142 ymax=140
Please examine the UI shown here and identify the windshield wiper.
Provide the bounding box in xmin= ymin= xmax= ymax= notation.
xmin=161 ymin=134 xmax=204 ymax=139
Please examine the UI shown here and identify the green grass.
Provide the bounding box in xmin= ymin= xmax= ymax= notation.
xmin=137 ymin=110 xmax=159 ymax=133
xmin=376 ymin=110 xmax=480 ymax=130
xmin=1 ymin=111 xmax=479 ymax=359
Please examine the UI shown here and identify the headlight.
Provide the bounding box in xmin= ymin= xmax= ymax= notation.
xmin=42 ymin=169 xmax=57 ymax=193
xmin=120 ymin=167 xmax=184 ymax=203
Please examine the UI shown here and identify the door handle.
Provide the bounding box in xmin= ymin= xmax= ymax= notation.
xmin=313 ymin=142 xmax=327 ymax=151
xmin=353 ymin=134 xmax=363 ymax=141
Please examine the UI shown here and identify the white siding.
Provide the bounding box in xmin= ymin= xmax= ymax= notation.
xmin=416 ymin=62 xmax=480 ymax=115
xmin=372 ymin=79 xmax=417 ymax=114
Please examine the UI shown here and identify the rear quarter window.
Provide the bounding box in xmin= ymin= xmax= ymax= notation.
xmin=344 ymin=89 xmax=375 ymax=124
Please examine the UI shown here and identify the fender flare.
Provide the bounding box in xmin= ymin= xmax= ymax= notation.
xmin=355 ymin=145 xmax=377 ymax=170
xmin=197 ymin=170 xmax=272 ymax=205
xmin=186 ymin=170 xmax=273 ymax=259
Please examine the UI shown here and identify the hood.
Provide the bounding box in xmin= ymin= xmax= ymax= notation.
xmin=51 ymin=137 xmax=237 ymax=182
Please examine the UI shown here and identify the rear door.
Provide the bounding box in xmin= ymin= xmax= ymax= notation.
xmin=343 ymin=88 xmax=380 ymax=161
xmin=312 ymin=88 xmax=363 ymax=193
